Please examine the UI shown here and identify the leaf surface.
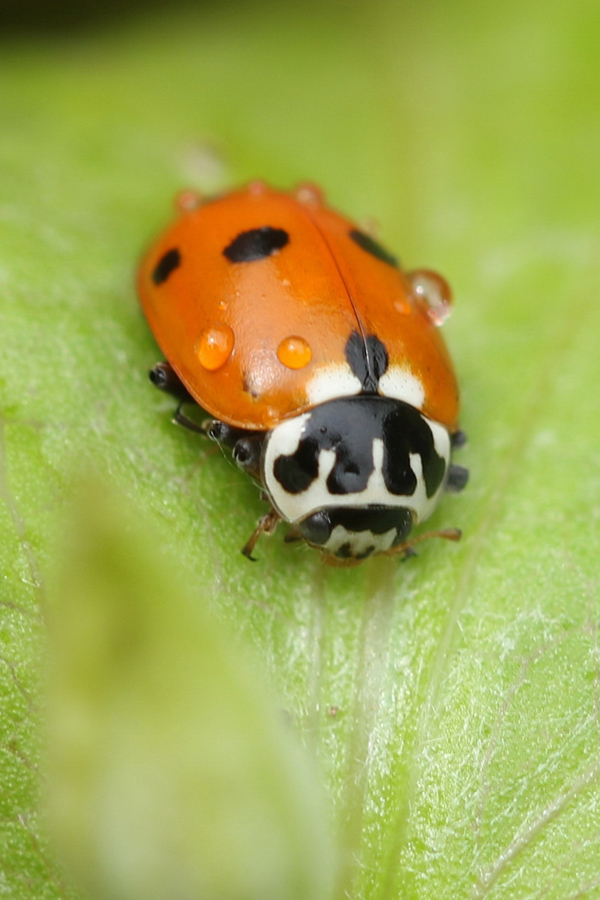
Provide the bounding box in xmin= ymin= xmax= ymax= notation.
xmin=1 ymin=1 xmax=599 ymax=898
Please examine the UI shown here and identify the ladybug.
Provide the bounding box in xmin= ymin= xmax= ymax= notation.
xmin=138 ymin=181 xmax=468 ymax=562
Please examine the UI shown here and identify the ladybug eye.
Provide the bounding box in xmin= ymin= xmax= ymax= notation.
xmin=349 ymin=229 xmax=399 ymax=267
xmin=224 ymin=226 xmax=289 ymax=262
xmin=152 ymin=248 xmax=181 ymax=285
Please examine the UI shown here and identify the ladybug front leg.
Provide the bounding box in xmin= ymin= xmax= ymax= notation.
xmin=149 ymin=361 xmax=240 ymax=440
xmin=242 ymin=507 xmax=281 ymax=561
xmin=149 ymin=360 xmax=206 ymax=433
xmin=149 ymin=360 xmax=194 ymax=402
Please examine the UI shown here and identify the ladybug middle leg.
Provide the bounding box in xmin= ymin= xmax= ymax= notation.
xmin=242 ymin=508 xmax=280 ymax=561
xmin=150 ymin=359 xmax=277 ymax=559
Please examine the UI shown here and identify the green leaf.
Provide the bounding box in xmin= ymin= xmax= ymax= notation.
xmin=1 ymin=0 xmax=600 ymax=898
xmin=44 ymin=482 xmax=334 ymax=900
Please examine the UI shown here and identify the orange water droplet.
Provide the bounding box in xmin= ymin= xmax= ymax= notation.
xmin=394 ymin=297 xmax=411 ymax=315
xmin=175 ymin=189 xmax=202 ymax=212
xmin=277 ymin=336 xmax=312 ymax=369
xmin=294 ymin=183 xmax=325 ymax=206
xmin=247 ymin=180 xmax=268 ymax=196
xmin=262 ymin=406 xmax=279 ymax=427
xmin=195 ymin=325 xmax=234 ymax=370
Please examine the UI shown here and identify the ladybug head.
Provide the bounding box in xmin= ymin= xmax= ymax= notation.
xmin=260 ymin=395 xmax=450 ymax=559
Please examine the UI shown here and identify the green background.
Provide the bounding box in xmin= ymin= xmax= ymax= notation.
xmin=1 ymin=0 xmax=600 ymax=897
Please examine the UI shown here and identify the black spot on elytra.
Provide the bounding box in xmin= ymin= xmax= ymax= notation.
xmin=349 ymin=229 xmax=399 ymax=267
xmin=345 ymin=331 xmax=389 ymax=393
xmin=152 ymin=248 xmax=181 ymax=285
xmin=224 ymin=226 xmax=289 ymax=262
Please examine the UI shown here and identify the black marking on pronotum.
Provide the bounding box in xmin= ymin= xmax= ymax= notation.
xmin=345 ymin=331 xmax=389 ymax=393
xmin=382 ymin=403 xmax=446 ymax=498
xmin=273 ymin=435 xmax=320 ymax=494
xmin=223 ymin=226 xmax=289 ymax=263
xmin=152 ymin=248 xmax=181 ymax=285
xmin=349 ymin=229 xmax=399 ymax=267
xmin=271 ymin=396 xmax=446 ymax=501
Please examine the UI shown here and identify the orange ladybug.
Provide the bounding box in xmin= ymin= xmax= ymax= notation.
xmin=138 ymin=182 xmax=468 ymax=561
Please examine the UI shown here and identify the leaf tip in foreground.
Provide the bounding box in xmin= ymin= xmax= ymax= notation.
xmin=44 ymin=479 xmax=335 ymax=900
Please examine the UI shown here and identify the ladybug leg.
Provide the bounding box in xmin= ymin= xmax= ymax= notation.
xmin=283 ymin=526 xmax=303 ymax=544
xmin=172 ymin=405 xmax=207 ymax=435
xmin=149 ymin=361 xmax=194 ymax=402
xmin=206 ymin=420 xmax=260 ymax=449
xmin=242 ymin=508 xmax=280 ymax=561
xmin=150 ymin=361 xmax=208 ymax=433
xmin=171 ymin=408 xmax=249 ymax=444
xmin=231 ymin=433 xmax=265 ymax=480
xmin=446 ymin=430 xmax=469 ymax=492
xmin=446 ymin=464 xmax=469 ymax=492
xmin=383 ymin=527 xmax=462 ymax=559
xmin=451 ymin=429 xmax=468 ymax=449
